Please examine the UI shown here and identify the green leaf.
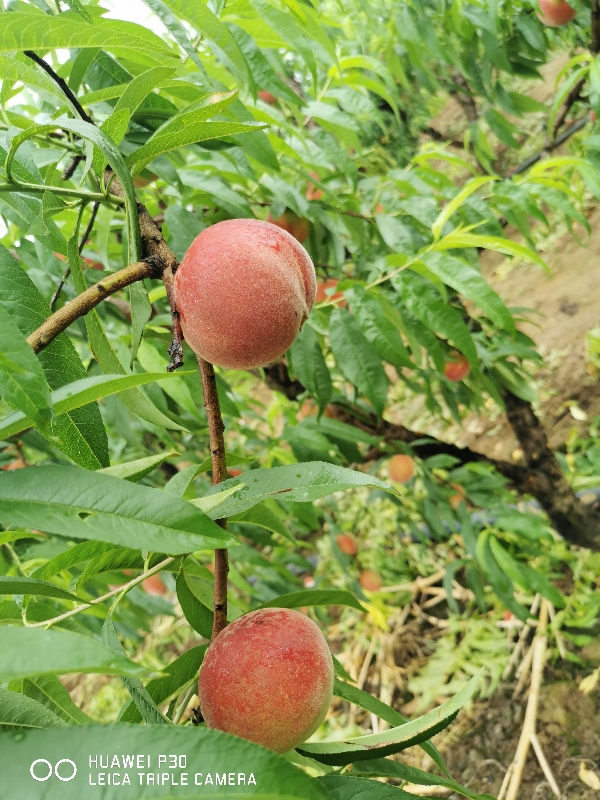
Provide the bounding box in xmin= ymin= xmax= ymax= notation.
xmin=333 ymin=680 xmax=447 ymax=774
xmin=230 ymin=502 xmax=295 ymax=543
xmin=103 ymin=618 xmax=170 ymax=725
xmin=0 ymin=244 xmax=108 ymax=470
xmin=257 ymin=589 xmax=363 ymax=612
xmin=432 ymin=177 xmax=497 ymax=240
xmin=0 ymin=688 xmax=66 ymax=729
xmin=99 ymin=451 xmax=180 ymax=482
xmin=138 ymin=0 xmax=209 ymax=74
xmin=0 ymin=627 xmax=153 ymax=681
xmin=249 ymin=0 xmax=317 ymax=83
xmin=329 ymin=307 xmax=388 ymax=415
xmin=120 ymin=645 xmax=207 ymax=723
xmin=0 ymin=304 xmax=53 ymax=432
xmin=176 ymin=570 xmax=213 ymax=638
xmin=0 ymin=13 xmax=175 ymax=62
xmin=297 ymin=671 xmax=481 ymax=765
xmin=432 ymin=232 xmax=548 ymax=273
xmin=0 ymin=371 xmax=195 ymax=440
xmin=128 ymin=119 xmax=264 ymax=175
xmin=0 ymin=465 xmax=237 ymax=554
xmin=346 ymin=287 xmax=414 ymax=370
xmin=421 ymin=252 xmax=516 ymax=334
xmin=203 ymin=462 xmax=394 ymax=518
xmin=0 ymin=724 xmax=332 ymax=798
xmin=19 ymin=674 xmax=93 ymax=725
xmin=160 ymin=0 xmax=251 ymax=85
xmin=318 ymin=775 xmax=420 ymax=799
xmin=488 ymin=536 xmax=565 ymax=609
xmin=31 ymin=541 xmax=119 ymax=581
xmin=0 ymin=577 xmax=81 ymax=602
xmin=353 ymin=759 xmax=490 ymax=800
xmin=289 ymin=324 xmax=332 ymax=413
xmin=476 ymin=531 xmax=529 ymax=622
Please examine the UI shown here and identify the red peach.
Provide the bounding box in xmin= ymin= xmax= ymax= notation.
xmin=142 ymin=574 xmax=167 ymax=596
xmin=2 ymin=458 xmax=26 ymax=470
xmin=537 ymin=0 xmax=575 ymax=25
xmin=388 ymin=454 xmax=414 ymax=484
xmin=336 ymin=534 xmax=358 ymax=556
xmin=174 ymin=219 xmax=316 ymax=370
xmin=375 ymin=203 xmax=384 ymax=214
xmin=306 ymin=172 xmax=324 ymax=201
xmin=449 ymin=483 xmax=465 ymax=510
xmin=591 ymin=110 xmax=597 ymax=123
xmin=198 ymin=608 xmax=333 ymax=752
xmin=315 ymin=279 xmax=346 ymax=307
xmin=266 ymin=210 xmax=310 ymax=244
xmin=444 ymin=353 xmax=470 ymax=382
xmin=359 ymin=570 xmax=383 ymax=592
xmin=258 ymin=90 xmax=277 ymax=105
xmin=303 ymin=574 xmax=315 ymax=588
xmin=227 ymin=469 xmax=243 ymax=477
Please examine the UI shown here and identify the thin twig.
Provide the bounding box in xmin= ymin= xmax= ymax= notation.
xmin=24 ymin=51 xmax=93 ymax=123
xmin=530 ymin=732 xmax=561 ymax=797
xmin=547 ymin=602 xmax=567 ymax=660
xmin=504 ymin=600 xmax=549 ymax=800
xmin=50 ymin=201 xmax=100 ymax=310
xmin=503 ymin=594 xmax=540 ymax=680
xmin=512 ymin=641 xmax=534 ymax=698
xmin=198 ymin=358 xmax=229 ymax=639
xmin=29 ymin=258 xmax=161 ymax=354
xmin=24 ymin=557 xmax=175 ymax=629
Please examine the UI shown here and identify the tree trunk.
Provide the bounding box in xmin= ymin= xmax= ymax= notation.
xmin=502 ymin=393 xmax=600 ymax=551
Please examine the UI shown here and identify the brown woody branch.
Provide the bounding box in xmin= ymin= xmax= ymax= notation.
xmin=28 ymin=258 xmax=161 ymax=354
xmin=50 ymin=200 xmax=100 ymax=310
xmin=198 ymin=358 xmax=229 ymax=639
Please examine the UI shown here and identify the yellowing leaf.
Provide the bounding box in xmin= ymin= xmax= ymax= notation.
xmin=579 ymin=762 xmax=600 ymax=790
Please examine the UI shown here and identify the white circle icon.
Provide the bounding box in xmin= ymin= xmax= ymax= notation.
xmin=30 ymin=759 xmax=53 ymax=782
xmin=30 ymin=758 xmax=77 ymax=782
xmin=55 ymin=759 xmax=77 ymax=781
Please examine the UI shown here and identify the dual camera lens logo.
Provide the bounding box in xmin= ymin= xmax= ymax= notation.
xmin=30 ymin=759 xmax=77 ymax=782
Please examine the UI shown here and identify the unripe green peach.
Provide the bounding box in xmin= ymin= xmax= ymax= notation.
xmin=198 ymin=608 xmax=333 ymax=753
xmin=174 ymin=219 xmax=316 ymax=370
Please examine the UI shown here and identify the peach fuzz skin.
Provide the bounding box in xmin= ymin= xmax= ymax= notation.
xmin=174 ymin=219 xmax=316 ymax=370
xmin=198 ymin=608 xmax=334 ymax=754
xmin=537 ymin=0 xmax=575 ymax=26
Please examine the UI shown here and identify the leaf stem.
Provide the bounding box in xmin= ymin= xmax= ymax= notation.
xmin=0 ymin=182 xmax=123 ymax=205
xmin=197 ymin=357 xmax=229 ymax=639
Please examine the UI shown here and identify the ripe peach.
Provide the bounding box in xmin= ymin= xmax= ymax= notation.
xmin=448 ymin=483 xmax=465 ymax=510
xmin=2 ymin=458 xmax=26 ymax=470
xmin=537 ymin=0 xmax=575 ymax=25
xmin=266 ymin=210 xmax=310 ymax=244
xmin=591 ymin=110 xmax=597 ymax=123
xmin=375 ymin=203 xmax=384 ymax=214
xmin=315 ymin=279 xmax=346 ymax=307
xmin=306 ymin=172 xmax=324 ymax=201
xmin=359 ymin=569 xmax=382 ymax=592
xmin=227 ymin=468 xmax=243 ymax=477
xmin=388 ymin=454 xmax=414 ymax=483
xmin=336 ymin=534 xmax=358 ymax=556
xmin=303 ymin=574 xmax=315 ymax=588
xmin=258 ymin=90 xmax=277 ymax=105
xmin=198 ymin=608 xmax=333 ymax=753
xmin=142 ymin=574 xmax=167 ymax=596
xmin=174 ymin=219 xmax=316 ymax=370
xmin=444 ymin=352 xmax=470 ymax=382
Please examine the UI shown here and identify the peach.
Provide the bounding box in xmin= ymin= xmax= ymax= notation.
xmin=227 ymin=468 xmax=243 ymax=477
xmin=306 ymin=172 xmax=324 ymax=201
xmin=198 ymin=608 xmax=333 ymax=753
xmin=444 ymin=352 xmax=470 ymax=382
xmin=359 ymin=569 xmax=382 ymax=591
xmin=448 ymin=483 xmax=465 ymax=511
xmin=266 ymin=210 xmax=310 ymax=244
xmin=336 ymin=534 xmax=358 ymax=556
xmin=315 ymin=279 xmax=346 ymax=307
xmin=537 ymin=0 xmax=575 ymax=25
xmin=388 ymin=454 xmax=414 ymax=483
xmin=142 ymin=574 xmax=167 ymax=596
xmin=591 ymin=110 xmax=597 ymax=123
xmin=174 ymin=219 xmax=316 ymax=370
xmin=258 ymin=90 xmax=277 ymax=105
